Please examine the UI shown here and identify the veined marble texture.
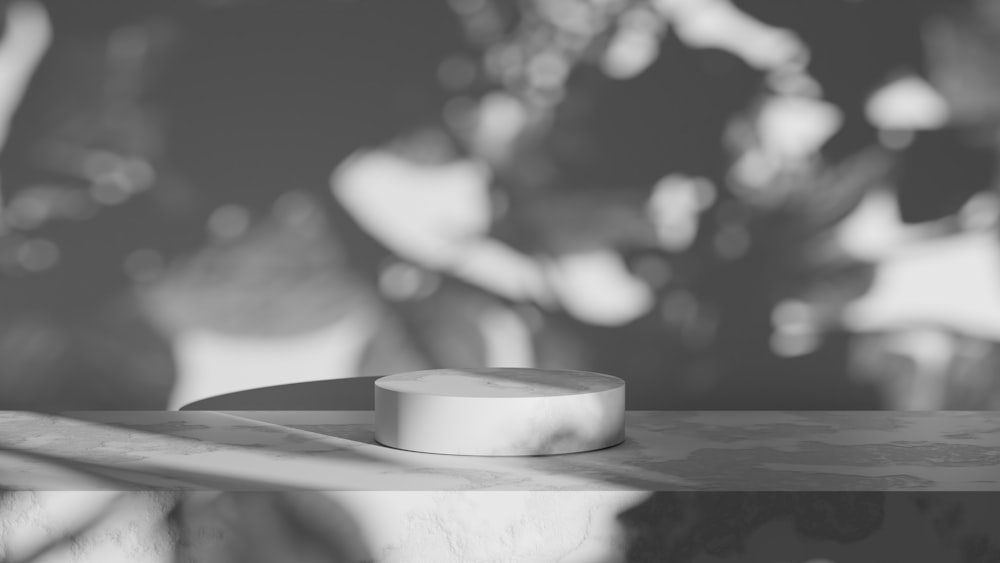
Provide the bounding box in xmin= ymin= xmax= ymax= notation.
xmin=374 ymin=368 xmax=626 ymax=456
xmin=1 ymin=410 xmax=999 ymax=491
xmin=3 ymin=411 xmax=1000 ymax=563
xmin=0 ymin=490 xmax=648 ymax=563
xmin=3 ymin=491 xmax=1000 ymax=563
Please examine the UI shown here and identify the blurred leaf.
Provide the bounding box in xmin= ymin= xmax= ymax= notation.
xmin=618 ymin=492 xmax=885 ymax=563
xmin=0 ymin=491 xmax=132 ymax=563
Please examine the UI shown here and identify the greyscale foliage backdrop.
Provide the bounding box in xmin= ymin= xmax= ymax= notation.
xmin=0 ymin=0 xmax=999 ymax=411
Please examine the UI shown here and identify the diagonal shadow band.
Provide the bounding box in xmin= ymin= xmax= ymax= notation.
xmin=0 ymin=410 xmax=422 ymax=490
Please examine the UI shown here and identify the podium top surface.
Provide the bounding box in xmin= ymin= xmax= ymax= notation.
xmin=374 ymin=368 xmax=624 ymax=398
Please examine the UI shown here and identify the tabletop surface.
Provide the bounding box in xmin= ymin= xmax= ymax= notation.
xmin=1 ymin=410 xmax=998 ymax=491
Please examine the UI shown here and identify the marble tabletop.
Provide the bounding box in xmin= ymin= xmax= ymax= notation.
xmin=1 ymin=410 xmax=998 ymax=491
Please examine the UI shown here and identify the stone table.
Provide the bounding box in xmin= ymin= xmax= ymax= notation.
xmin=2 ymin=410 xmax=999 ymax=562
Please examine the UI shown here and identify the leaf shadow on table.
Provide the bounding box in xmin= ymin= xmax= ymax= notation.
xmin=613 ymin=491 xmax=887 ymax=563
xmin=0 ymin=421 xmax=382 ymax=562
xmin=612 ymin=491 xmax=1000 ymax=563
xmin=510 ymin=416 xmax=1000 ymax=561
xmin=167 ymin=492 xmax=375 ymax=563
xmin=0 ymin=413 xmax=404 ymax=562
xmin=0 ymin=489 xmax=376 ymax=563
xmin=1 ymin=410 xmax=430 ymax=490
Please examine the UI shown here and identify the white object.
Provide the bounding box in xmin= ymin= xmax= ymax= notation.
xmin=331 ymin=149 xmax=492 ymax=269
xmin=842 ymin=231 xmax=1000 ymax=341
xmin=546 ymin=250 xmax=656 ymax=326
xmin=0 ymin=0 xmax=51 ymax=154
xmin=375 ymin=368 xmax=626 ymax=456
xmin=865 ymin=74 xmax=949 ymax=130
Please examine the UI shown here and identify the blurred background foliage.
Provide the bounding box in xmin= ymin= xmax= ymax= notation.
xmin=1 ymin=0 xmax=1000 ymax=411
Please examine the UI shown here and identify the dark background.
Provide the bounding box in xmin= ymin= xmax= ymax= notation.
xmin=1 ymin=0 xmax=1000 ymax=412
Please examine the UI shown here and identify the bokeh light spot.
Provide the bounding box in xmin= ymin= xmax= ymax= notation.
xmin=649 ymin=175 xmax=707 ymax=251
xmin=5 ymin=192 xmax=49 ymax=228
xmin=771 ymin=299 xmax=820 ymax=357
xmin=17 ymin=237 xmax=59 ymax=271
xmin=866 ymin=74 xmax=949 ymax=130
xmin=758 ymin=95 xmax=842 ymax=160
xmin=771 ymin=329 xmax=820 ymax=357
xmin=527 ymin=51 xmax=569 ymax=90
xmin=771 ymin=299 xmax=816 ymax=329
xmin=379 ymin=260 xmax=438 ymax=301
xmin=601 ymin=25 xmax=660 ymax=79
xmin=208 ymin=204 xmax=250 ymax=240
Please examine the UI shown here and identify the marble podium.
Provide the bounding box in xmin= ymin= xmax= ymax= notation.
xmin=374 ymin=368 xmax=626 ymax=456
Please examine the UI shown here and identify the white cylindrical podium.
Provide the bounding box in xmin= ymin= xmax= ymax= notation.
xmin=374 ymin=368 xmax=626 ymax=456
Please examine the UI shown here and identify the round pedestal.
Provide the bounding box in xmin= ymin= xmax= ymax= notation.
xmin=374 ymin=368 xmax=626 ymax=456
